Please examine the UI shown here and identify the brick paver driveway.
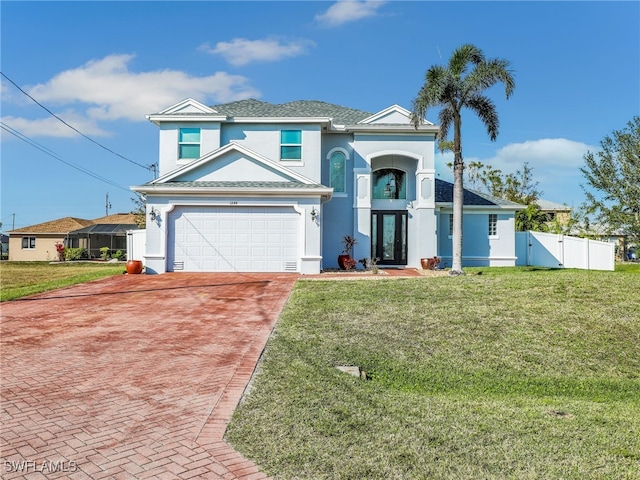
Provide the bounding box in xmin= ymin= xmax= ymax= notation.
xmin=1 ymin=273 xmax=298 ymax=479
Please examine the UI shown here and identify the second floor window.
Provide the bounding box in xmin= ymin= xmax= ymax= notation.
xmin=179 ymin=128 xmax=201 ymax=159
xmin=280 ymin=130 xmax=302 ymax=160
xmin=329 ymin=151 xmax=346 ymax=193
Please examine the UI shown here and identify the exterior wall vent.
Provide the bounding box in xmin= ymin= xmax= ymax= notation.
xmin=284 ymin=261 xmax=297 ymax=272
xmin=172 ymin=261 xmax=184 ymax=271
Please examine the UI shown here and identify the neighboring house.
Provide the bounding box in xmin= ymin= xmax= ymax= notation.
xmin=570 ymin=222 xmax=629 ymax=260
xmin=8 ymin=217 xmax=94 ymax=261
xmin=68 ymin=213 xmax=139 ymax=259
xmin=132 ymin=98 xmax=524 ymax=274
xmin=537 ymin=199 xmax=572 ymax=225
xmin=8 ymin=214 xmax=140 ymax=261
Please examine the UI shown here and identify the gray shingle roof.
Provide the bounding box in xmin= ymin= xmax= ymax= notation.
xmin=160 ymin=181 xmax=328 ymax=189
xmin=211 ymin=99 xmax=373 ymax=125
xmin=435 ymin=179 xmax=524 ymax=207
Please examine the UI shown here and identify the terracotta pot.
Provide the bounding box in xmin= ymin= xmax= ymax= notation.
xmin=126 ymin=259 xmax=144 ymax=274
xmin=420 ymin=258 xmax=430 ymax=269
xmin=338 ymin=255 xmax=356 ymax=270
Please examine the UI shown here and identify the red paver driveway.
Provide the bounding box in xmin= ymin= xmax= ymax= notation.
xmin=1 ymin=272 xmax=298 ymax=479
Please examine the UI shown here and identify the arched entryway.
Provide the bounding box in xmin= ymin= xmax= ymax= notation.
xmin=370 ymin=154 xmax=416 ymax=266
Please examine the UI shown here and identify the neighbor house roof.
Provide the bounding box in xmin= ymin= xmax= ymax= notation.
xmin=435 ymin=179 xmax=525 ymax=208
xmin=9 ymin=217 xmax=94 ymax=234
xmin=536 ymin=199 xmax=571 ymax=211
xmin=92 ymin=213 xmax=138 ymax=224
xmin=69 ymin=223 xmax=139 ymax=236
xmin=9 ymin=214 xmax=139 ymax=235
xmin=211 ymin=99 xmax=374 ymax=125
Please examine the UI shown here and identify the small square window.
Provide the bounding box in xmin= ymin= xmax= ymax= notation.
xmin=280 ymin=130 xmax=302 ymax=160
xmin=489 ymin=214 xmax=498 ymax=236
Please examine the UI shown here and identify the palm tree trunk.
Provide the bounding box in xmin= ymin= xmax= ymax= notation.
xmin=451 ymin=116 xmax=465 ymax=275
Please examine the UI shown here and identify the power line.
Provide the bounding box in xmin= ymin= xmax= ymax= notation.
xmin=1 ymin=121 xmax=130 ymax=193
xmin=0 ymin=71 xmax=155 ymax=174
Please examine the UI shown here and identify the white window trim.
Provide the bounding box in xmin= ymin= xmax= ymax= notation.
xmin=22 ymin=236 xmax=36 ymax=249
xmin=488 ymin=214 xmax=499 ymax=239
xmin=178 ymin=127 xmax=201 ymax=161
xmin=280 ymin=129 xmax=303 ymax=163
xmin=326 ymin=147 xmax=349 ymax=197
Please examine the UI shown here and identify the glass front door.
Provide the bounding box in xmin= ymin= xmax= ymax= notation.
xmin=371 ymin=211 xmax=407 ymax=265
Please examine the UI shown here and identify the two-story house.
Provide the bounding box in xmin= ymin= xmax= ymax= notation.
xmin=132 ymin=98 xmax=522 ymax=274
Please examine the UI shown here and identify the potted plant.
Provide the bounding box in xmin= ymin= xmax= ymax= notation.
xmin=420 ymin=256 xmax=441 ymax=270
xmin=338 ymin=235 xmax=358 ymax=270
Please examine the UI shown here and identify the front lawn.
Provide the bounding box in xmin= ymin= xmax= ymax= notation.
xmin=226 ymin=266 xmax=640 ymax=479
xmin=0 ymin=261 xmax=126 ymax=301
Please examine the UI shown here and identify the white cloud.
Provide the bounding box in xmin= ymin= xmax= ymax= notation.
xmin=315 ymin=0 xmax=387 ymax=27
xmin=2 ymin=54 xmax=260 ymax=137
xmin=436 ymin=138 xmax=597 ymax=204
xmin=2 ymin=113 xmax=109 ymax=139
xmin=200 ymin=37 xmax=315 ymax=66
xmin=468 ymin=138 xmax=595 ymax=173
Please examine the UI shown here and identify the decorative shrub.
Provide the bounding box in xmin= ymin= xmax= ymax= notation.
xmin=112 ymin=250 xmax=124 ymax=260
xmin=54 ymin=242 xmax=65 ymax=261
xmin=65 ymin=248 xmax=88 ymax=261
xmin=342 ymin=235 xmax=357 ymax=256
xmin=99 ymin=246 xmax=110 ymax=260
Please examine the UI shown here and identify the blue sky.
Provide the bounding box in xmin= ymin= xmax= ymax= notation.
xmin=1 ymin=1 xmax=638 ymax=230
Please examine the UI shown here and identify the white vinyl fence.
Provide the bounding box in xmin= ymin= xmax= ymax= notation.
xmin=126 ymin=229 xmax=146 ymax=262
xmin=516 ymin=231 xmax=614 ymax=271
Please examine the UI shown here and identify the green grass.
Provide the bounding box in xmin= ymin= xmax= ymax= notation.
xmin=226 ymin=266 xmax=640 ymax=479
xmin=0 ymin=261 xmax=126 ymax=301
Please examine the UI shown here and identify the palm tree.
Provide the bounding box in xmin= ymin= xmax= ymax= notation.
xmin=412 ymin=44 xmax=515 ymax=275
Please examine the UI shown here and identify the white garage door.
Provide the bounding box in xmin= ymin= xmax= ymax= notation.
xmin=168 ymin=206 xmax=300 ymax=272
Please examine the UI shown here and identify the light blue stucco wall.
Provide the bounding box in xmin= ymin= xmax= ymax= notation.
xmin=437 ymin=210 xmax=517 ymax=267
xmin=220 ymin=123 xmax=323 ymax=182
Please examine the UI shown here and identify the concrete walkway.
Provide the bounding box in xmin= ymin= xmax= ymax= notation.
xmin=1 ymin=273 xmax=298 ymax=479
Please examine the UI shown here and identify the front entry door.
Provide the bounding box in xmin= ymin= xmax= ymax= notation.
xmin=371 ymin=210 xmax=407 ymax=265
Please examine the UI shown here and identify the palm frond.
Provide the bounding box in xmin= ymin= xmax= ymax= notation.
xmin=449 ymin=44 xmax=484 ymax=77
xmin=466 ymin=94 xmax=499 ymax=141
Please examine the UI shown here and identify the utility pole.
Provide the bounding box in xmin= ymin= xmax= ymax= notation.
xmin=105 ymin=193 xmax=112 ymax=216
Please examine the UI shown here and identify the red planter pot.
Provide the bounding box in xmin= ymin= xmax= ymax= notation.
xmin=338 ymin=255 xmax=356 ymax=270
xmin=126 ymin=260 xmax=144 ymax=274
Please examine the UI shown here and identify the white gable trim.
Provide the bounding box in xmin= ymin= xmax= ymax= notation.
xmin=358 ymin=104 xmax=434 ymax=126
xmin=158 ymin=98 xmax=218 ymax=115
xmin=147 ymin=98 xmax=227 ymax=125
xmin=151 ymin=141 xmax=319 ymax=185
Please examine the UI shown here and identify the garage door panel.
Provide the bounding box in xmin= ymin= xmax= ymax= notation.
xmin=168 ymin=206 xmax=300 ymax=272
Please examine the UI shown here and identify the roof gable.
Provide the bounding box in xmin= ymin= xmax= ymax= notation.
xmin=157 ymin=98 xmax=218 ymax=115
xmin=358 ymin=104 xmax=429 ymax=125
xmin=152 ymin=142 xmax=318 ymax=186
